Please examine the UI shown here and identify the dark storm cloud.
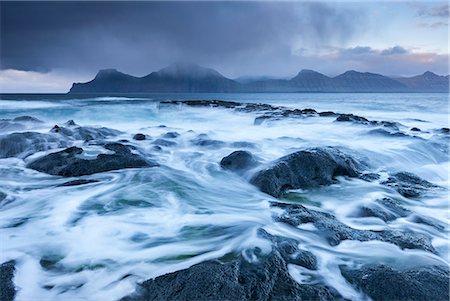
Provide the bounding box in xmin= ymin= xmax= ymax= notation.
xmin=0 ymin=1 xmax=365 ymax=76
xmin=417 ymin=4 xmax=449 ymax=18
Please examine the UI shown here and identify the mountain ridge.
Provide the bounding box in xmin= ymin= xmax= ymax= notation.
xmin=69 ymin=63 xmax=449 ymax=93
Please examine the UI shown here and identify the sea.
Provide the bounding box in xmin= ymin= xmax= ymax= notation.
xmin=0 ymin=92 xmax=448 ymax=300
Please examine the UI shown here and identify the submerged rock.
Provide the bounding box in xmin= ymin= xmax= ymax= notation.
xmin=0 ymin=131 xmax=68 ymax=158
xmin=335 ymin=114 xmax=369 ymax=124
xmin=340 ymin=264 xmax=449 ymax=301
xmin=271 ymin=202 xmax=436 ymax=253
xmin=382 ymin=172 xmax=439 ymax=198
xmin=153 ymin=138 xmax=177 ymax=147
xmin=258 ymin=229 xmax=318 ymax=270
xmin=191 ymin=134 xmax=225 ymax=148
xmin=133 ymin=133 xmax=146 ymax=141
xmin=220 ymin=150 xmax=258 ymax=172
xmin=51 ymin=124 xmax=121 ymax=141
xmin=58 ymin=179 xmax=99 ymax=187
xmin=250 ymin=147 xmax=361 ymax=197
xmin=162 ymin=132 xmax=180 ymax=139
xmin=355 ymin=197 xmax=411 ymax=222
xmin=122 ymin=251 xmax=338 ymax=301
xmin=28 ymin=143 xmax=157 ymax=177
xmin=0 ymin=260 xmax=16 ymax=301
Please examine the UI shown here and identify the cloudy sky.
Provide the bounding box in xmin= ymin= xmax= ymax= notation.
xmin=0 ymin=1 xmax=448 ymax=92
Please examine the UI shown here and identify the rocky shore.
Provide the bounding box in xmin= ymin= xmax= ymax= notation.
xmin=1 ymin=99 xmax=448 ymax=301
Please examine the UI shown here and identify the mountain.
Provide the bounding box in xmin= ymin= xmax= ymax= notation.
xmin=395 ymin=71 xmax=449 ymax=92
xmin=70 ymin=63 xmax=242 ymax=93
xmin=69 ymin=64 xmax=449 ymax=94
xmin=332 ymin=70 xmax=407 ymax=92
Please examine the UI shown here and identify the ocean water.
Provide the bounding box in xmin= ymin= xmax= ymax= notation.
xmin=0 ymin=93 xmax=448 ymax=300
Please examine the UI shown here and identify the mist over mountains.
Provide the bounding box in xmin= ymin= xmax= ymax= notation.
xmin=69 ymin=63 xmax=449 ymax=93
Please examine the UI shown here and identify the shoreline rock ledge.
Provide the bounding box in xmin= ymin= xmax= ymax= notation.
xmin=250 ymin=147 xmax=362 ymax=197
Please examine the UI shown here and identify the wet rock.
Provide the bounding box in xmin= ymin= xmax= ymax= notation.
xmin=271 ymin=202 xmax=435 ymax=253
xmin=254 ymin=115 xmax=272 ymax=125
xmin=28 ymin=143 xmax=157 ymax=177
xmin=258 ymin=229 xmax=318 ymax=270
xmin=250 ymin=147 xmax=361 ymax=197
xmin=437 ymin=127 xmax=449 ymax=134
xmin=51 ymin=125 xmax=121 ymax=141
xmin=410 ymin=215 xmax=446 ymax=231
xmin=0 ymin=260 xmax=16 ymax=301
xmin=162 ymin=132 xmax=180 ymax=139
xmin=318 ymin=111 xmax=338 ymax=117
xmin=367 ymin=129 xmax=408 ymax=138
xmin=340 ymin=264 xmax=449 ymax=301
xmin=220 ymin=150 xmax=258 ymax=172
xmin=410 ymin=127 xmax=421 ymax=132
xmin=160 ymin=99 xmax=242 ymax=108
xmin=355 ymin=198 xmax=411 ymax=222
xmin=122 ymin=251 xmax=338 ymax=301
xmin=64 ymin=120 xmax=78 ymax=127
xmin=58 ymin=179 xmax=99 ymax=187
xmin=153 ymin=138 xmax=177 ymax=147
xmin=191 ymin=134 xmax=225 ymax=148
xmin=382 ymin=172 xmax=439 ymax=198
xmin=335 ymin=114 xmax=369 ymax=124
xmin=133 ymin=133 xmax=146 ymax=141
xmin=0 ymin=131 xmax=68 ymax=158
xmin=13 ymin=116 xmax=43 ymax=123
xmin=359 ymin=173 xmax=380 ymax=182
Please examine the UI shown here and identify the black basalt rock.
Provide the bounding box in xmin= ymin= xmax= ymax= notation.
xmin=340 ymin=264 xmax=450 ymax=301
xmin=382 ymin=172 xmax=439 ymax=198
xmin=122 ymin=251 xmax=338 ymax=301
xmin=0 ymin=131 xmax=68 ymax=158
xmin=133 ymin=133 xmax=146 ymax=141
xmin=250 ymin=147 xmax=361 ymax=197
xmin=27 ymin=143 xmax=157 ymax=177
xmin=0 ymin=260 xmax=16 ymax=301
xmin=271 ymin=202 xmax=436 ymax=253
xmin=220 ymin=150 xmax=258 ymax=172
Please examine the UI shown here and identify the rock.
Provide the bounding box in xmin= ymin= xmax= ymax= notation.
xmin=250 ymin=147 xmax=361 ymax=197
xmin=0 ymin=131 xmax=68 ymax=158
xmin=258 ymin=229 xmax=317 ymax=270
xmin=367 ymin=129 xmax=408 ymax=138
xmin=382 ymin=172 xmax=439 ymax=198
xmin=160 ymin=99 xmax=242 ymax=109
xmin=340 ymin=264 xmax=449 ymax=301
xmin=271 ymin=202 xmax=436 ymax=253
xmin=64 ymin=120 xmax=78 ymax=127
xmin=51 ymin=125 xmax=121 ymax=141
xmin=355 ymin=198 xmax=411 ymax=222
xmin=133 ymin=133 xmax=146 ymax=141
xmin=152 ymin=138 xmax=177 ymax=147
xmin=359 ymin=173 xmax=380 ymax=181
xmin=122 ymin=251 xmax=338 ymax=301
xmin=437 ymin=127 xmax=449 ymax=134
xmin=58 ymin=179 xmax=99 ymax=187
xmin=220 ymin=151 xmax=258 ymax=172
xmin=28 ymin=143 xmax=157 ymax=177
xmin=191 ymin=134 xmax=225 ymax=148
xmin=318 ymin=111 xmax=338 ymax=117
xmin=13 ymin=116 xmax=43 ymax=123
xmin=410 ymin=127 xmax=421 ymax=132
xmin=162 ymin=132 xmax=180 ymax=139
xmin=335 ymin=114 xmax=369 ymax=124
xmin=0 ymin=260 xmax=16 ymax=301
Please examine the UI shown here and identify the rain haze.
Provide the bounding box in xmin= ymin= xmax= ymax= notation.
xmin=0 ymin=1 xmax=448 ymax=92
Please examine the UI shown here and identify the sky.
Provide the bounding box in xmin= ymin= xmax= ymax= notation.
xmin=0 ymin=1 xmax=449 ymax=92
